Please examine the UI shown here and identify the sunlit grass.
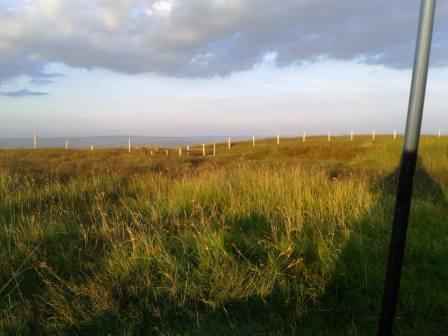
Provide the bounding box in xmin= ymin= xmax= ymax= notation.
xmin=0 ymin=136 xmax=447 ymax=335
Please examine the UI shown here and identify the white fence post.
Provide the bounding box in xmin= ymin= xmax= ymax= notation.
xmin=372 ymin=130 xmax=375 ymax=141
xmin=166 ymin=150 xmax=169 ymax=156
xmin=90 ymin=145 xmax=94 ymax=151
xmin=128 ymin=138 xmax=131 ymax=153
xmin=252 ymin=135 xmax=255 ymax=147
xmin=33 ymin=131 xmax=37 ymax=149
xmin=438 ymin=128 xmax=441 ymax=138
xmin=150 ymin=149 xmax=153 ymax=156
xmin=394 ymin=129 xmax=397 ymax=140
xmin=179 ymin=147 xmax=182 ymax=156
xmin=303 ymin=132 xmax=306 ymax=143
xmin=350 ymin=130 xmax=354 ymax=141
xmin=228 ymin=137 xmax=231 ymax=149
xmin=213 ymin=142 xmax=216 ymax=155
xmin=277 ymin=134 xmax=280 ymax=145
xmin=328 ymin=132 xmax=331 ymax=142
xmin=65 ymin=140 xmax=68 ymax=150
xmin=202 ymin=144 xmax=206 ymax=157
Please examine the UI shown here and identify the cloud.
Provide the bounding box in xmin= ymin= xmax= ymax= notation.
xmin=0 ymin=0 xmax=447 ymax=81
xmin=0 ymin=89 xmax=49 ymax=97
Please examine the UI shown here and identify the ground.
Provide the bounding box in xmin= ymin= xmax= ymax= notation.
xmin=0 ymin=136 xmax=447 ymax=335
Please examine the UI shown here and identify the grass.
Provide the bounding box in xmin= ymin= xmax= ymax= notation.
xmin=0 ymin=136 xmax=447 ymax=335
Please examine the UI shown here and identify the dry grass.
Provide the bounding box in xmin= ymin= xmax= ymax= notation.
xmin=0 ymin=136 xmax=447 ymax=335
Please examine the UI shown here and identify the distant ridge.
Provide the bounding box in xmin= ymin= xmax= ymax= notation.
xmin=0 ymin=136 xmax=253 ymax=149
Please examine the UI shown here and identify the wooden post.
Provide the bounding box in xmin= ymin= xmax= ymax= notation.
xmin=228 ymin=137 xmax=231 ymax=149
xmin=90 ymin=145 xmax=94 ymax=151
xmin=202 ymin=144 xmax=206 ymax=157
xmin=372 ymin=130 xmax=375 ymax=141
xmin=438 ymin=128 xmax=441 ymax=138
xmin=187 ymin=145 xmax=190 ymax=157
xmin=252 ymin=135 xmax=255 ymax=147
xmin=33 ymin=131 xmax=37 ymax=149
xmin=328 ymin=132 xmax=331 ymax=142
xmin=128 ymin=138 xmax=131 ymax=153
xmin=65 ymin=140 xmax=68 ymax=150
xmin=150 ymin=149 xmax=153 ymax=156
xmin=213 ymin=142 xmax=216 ymax=156
xmin=350 ymin=130 xmax=354 ymax=141
xmin=277 ymin=134 xmax=280 ymax=145
xmin=166 ymin=150 xmax=169 ymax=156
xmin=179 ymin=147 xmax=182 ymax=156
xmin=303 ymin=132 xmax=306 ymax=143
xmin=394 ymin=129 xmax=397 ymax=140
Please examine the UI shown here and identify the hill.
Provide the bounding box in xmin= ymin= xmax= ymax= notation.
xmin=0 ymin=136 xmax=447 ymax=335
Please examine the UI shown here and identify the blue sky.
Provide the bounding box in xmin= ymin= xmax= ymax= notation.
xmin=0 ymin=1 xmax=447 ymax=137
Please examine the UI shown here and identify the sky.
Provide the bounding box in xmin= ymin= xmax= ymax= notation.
xmin=0 ymin=0 xmax=447 ymax=137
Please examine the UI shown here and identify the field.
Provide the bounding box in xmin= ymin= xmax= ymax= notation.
xmin=0 ymin=136 xmax=447 ymax=335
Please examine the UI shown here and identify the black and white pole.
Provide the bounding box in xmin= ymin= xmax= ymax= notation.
xmin=378 ymin=1 xmax=436 ymax=335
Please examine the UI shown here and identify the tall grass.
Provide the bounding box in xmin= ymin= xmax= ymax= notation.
xmin=1 ymin=137 xmax=447 ymax=335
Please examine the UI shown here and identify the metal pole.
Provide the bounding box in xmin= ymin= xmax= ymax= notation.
xmin=378 ymin=1 xmax=436 ymax=335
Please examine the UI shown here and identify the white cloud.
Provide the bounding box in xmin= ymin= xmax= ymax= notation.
xmin=152 ymin=0 xmax=174 ymax=17
xmin=0 ymin=0 xmax=447 ymax=83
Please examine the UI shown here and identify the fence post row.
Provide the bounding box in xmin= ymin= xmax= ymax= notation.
xmin=28 ymin=129 xmax=445 ymax=152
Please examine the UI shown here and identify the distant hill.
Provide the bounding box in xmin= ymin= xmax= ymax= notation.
xmin=0 ymin=135 xmax=253 ymax=149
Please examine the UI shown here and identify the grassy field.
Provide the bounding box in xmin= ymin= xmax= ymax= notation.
xmin=0 ymin=136 xmax=447 ymax=335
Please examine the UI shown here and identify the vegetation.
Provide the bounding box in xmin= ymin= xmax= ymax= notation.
xmin=0 ymin=136 xmax=447 ymax=335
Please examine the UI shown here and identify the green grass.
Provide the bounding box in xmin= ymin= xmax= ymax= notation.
xmin=0 ymin=136 xmax=447 ymax=335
